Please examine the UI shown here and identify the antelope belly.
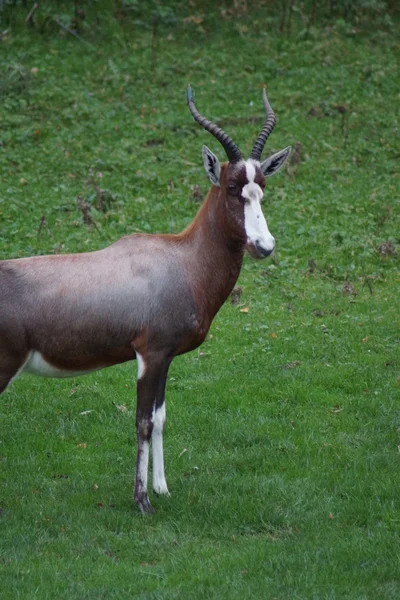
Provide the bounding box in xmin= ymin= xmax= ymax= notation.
xmin=22 ymin=351 xmax=97 ymax=378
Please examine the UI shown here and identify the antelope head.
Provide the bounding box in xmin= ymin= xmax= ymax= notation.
xmin=187 ymin=85 xmax=291 ymax=258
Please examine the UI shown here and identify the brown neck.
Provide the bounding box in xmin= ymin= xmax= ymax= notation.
xmin=180 ymin=185 xmax=245 ymax=320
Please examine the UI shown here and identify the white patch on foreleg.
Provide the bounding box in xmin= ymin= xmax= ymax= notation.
xmin=152 ymin=403 xmax=169 ymax=495
xmin=136 ymin=353 xmax=146 ymax=380
xmin=137 ymin=438 xmax=150 ymax=495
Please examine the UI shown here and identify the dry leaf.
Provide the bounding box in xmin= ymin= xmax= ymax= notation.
xmin=342 ymin=281 xmax=357 ymax=296
xmin=285 ymin=361 xmax=300 ymax=368
xmin=271 ymin=332 xmax=278 ymax=338
xmin=328 ymin=512 xmax=334 ymax=520
xmin=240 ymin=306 xmax=249 ymax=313
xmin=378 ymin=242 xmax=395 ymax=256
xmin=183 ymin=15 xmax=204 ymax=25
xmin=231 ymin=286 xmax=243 ymax=305
xmin=76 ymin=442 xmax=87 ymax=448
xmin=362 ymin=336 xmax=368 ymax=343
xmin=93 ymin=483 xmax=99 ymax=491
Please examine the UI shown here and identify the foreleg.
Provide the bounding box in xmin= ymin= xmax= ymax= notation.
xmin=133 ymin=353 xmax=170 ymax=514
xmin=152 ymin=375 xmax=169 ymax=496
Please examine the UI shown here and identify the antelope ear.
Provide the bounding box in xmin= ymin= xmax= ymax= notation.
xmin=260 ymin=146 xmax=291 ymax=177
xmin=202 ymin=145 xmax=221 ymax=186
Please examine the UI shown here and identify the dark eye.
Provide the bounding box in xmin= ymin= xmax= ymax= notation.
xmin=228 ymin=184 xmax=239 ymax=195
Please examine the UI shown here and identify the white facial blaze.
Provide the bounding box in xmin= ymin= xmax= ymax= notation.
xmin=242 ymin=161 xmax=275 ymax=253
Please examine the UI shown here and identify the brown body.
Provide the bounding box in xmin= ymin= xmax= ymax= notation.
xmin=0 ymin=168 xmax=243 ymax=389
xmin=1 ymin=86 xmax=290 ymax=513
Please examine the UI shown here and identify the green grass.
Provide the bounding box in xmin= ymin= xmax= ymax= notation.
xmin=1 ymin=3 xmax=399 ymax=598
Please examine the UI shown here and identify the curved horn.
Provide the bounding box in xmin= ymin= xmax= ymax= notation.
xmin=187 ymin=85 xmax=242 ymax=164
xmin=250 ymin=88 xmax=277 ymax=161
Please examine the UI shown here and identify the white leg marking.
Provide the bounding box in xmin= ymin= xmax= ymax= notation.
xmin=136 ymin=353 xmax=146 ymax=380
xmin=137 ymin=439 xmax=150 ymax=494
xmin=152 ymin=403 xmax=169 ymax=495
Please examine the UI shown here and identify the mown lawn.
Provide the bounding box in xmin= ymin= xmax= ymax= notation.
xmin=0 ymin=3 xmax=399 ymax=598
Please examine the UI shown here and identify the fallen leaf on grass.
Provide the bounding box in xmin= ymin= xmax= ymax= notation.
xmin=113 ymin=402 xmax=128 ymax=414
xmin=239 ymin=306 xmax=249 ymax=313
xmin=362 ymin=336 xmax=368 ymax=343
xmin=76 ymin=442 xmax=87 ymax=448
xmin=183 ymin=15 xmax=204 ymax=25
xmin=231 ymin=286 xmax=243 ymax=305
xmin=329 ymin=512 xmax=334 ymax=520
xmin=190 ymin=184 xmax=203 ymax=203
xmin=285 ymin=361 xmax=300 ymax=369
xmin=378 ymin=241 xmax=395 ymax=256
xmin=79 ymin=410 xmax=94 ymax=416
xmin=342 ymin=282 xmax=357 ymax=296
xmin=270 ymin=332 xmax=278 ymax=339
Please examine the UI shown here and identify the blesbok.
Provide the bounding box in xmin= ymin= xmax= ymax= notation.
xmin=0 ymin=86 xmax=291 ymax=513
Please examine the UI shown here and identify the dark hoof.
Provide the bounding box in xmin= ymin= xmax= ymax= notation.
xmin=134 ymin=494 xmax=155 ymax=515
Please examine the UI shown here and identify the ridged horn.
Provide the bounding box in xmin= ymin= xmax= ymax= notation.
xmin=250 ymin=88 xmax=277 ymax=161
xmin=187 ymin=85 xmax=242 ymax=164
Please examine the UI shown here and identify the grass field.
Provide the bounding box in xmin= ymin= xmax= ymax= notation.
xmin=1 ymin=2 xmax=399 ymax=598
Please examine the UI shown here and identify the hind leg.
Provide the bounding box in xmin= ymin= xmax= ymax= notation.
xmin=0 ymin=335 xmax=25 ymax=395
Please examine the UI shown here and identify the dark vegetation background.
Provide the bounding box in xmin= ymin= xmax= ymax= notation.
xmin=0 ymin=1 xmax=399 ymax=599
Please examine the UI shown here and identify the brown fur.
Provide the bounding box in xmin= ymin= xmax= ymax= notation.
xmin=0 ymin=161 xmax=256 ymax=512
